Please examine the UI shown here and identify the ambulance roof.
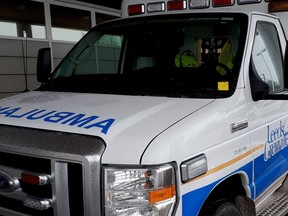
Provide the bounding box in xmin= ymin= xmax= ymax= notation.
xmin=121 ymin=0 xmax=286 ymax=18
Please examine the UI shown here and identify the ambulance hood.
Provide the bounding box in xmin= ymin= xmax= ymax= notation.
xmin=0 ymin=91 xmax=214 ymax=164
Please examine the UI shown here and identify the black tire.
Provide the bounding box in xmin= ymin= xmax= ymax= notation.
xmin=211 ymin=201 xmax=241 ymax=216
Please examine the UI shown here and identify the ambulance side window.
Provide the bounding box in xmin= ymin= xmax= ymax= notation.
xmin=251 ymin=22 xmax=284 ymax=94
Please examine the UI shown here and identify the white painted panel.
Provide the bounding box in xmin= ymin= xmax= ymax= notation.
xmin=114 ymin=48 xmax=121 ymax=60
xmin=23 ymin=40 xmax=50 ymax=57
xmin=53 ymin=59 xmax=62 ymax=69
xmin=98 ymin=46 xmax=115 ymax=60
xmin=27 ymin=74 xmax=40 ymax=90
xmin=98 ymin=60 xmax=116 ymax=74
xmin=0 ymin=75 xmax=26 ymax=92
xmin=27 ymin=58 xmax=37 ymax=75
xmin=0 ymin=57 xmax=24 ymax=75
xmin=0 ymin=92 xmax=19 ymax=99
xmin=0 ymin=39 xmax=48 ymax=57
xmin=0 ymin=39 xmax=22 ymax=56
xmin=52 ymin=42 xmax=74 ymax=58
xmin=275 ymin=13 xmax=288 ymax=38
xmin=0 ymin=57 xmax=38 ymax=75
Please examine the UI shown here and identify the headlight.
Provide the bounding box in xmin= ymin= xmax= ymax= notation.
xmin=103 ymin=164 xmax=176 ymax=216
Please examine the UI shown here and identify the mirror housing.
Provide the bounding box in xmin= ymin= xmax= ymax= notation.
xmin=37 ymin=48 xmax=52 ymax=83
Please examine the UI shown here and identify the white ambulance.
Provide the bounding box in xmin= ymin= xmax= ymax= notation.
xmin=0 ymin=0 xmax=288 ymax=215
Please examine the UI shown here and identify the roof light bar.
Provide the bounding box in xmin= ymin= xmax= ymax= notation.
xmin=147 ymin=2 xmax=165 ymax=13
xmin=213 ymin=0 xmax=234 ymax=6
xmin=167 ymin=0 xmax=187 ymax=11
xmin=238 ymin=0 xmax=260 ymax=4
xmin=189 ymin=0 xmax=210 ymax=8
xmin=128 ymin=4 xmax=145 ymax=16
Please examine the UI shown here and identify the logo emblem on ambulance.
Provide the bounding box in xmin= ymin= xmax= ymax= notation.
xmin=0 ymin=171 xmax=20 ymax=193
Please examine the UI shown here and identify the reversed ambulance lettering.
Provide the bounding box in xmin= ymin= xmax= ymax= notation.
xmin=0 ymin=106 xmax=115 ymax=134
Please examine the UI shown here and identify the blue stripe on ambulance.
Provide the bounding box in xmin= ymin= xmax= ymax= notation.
xmin=182 ymin=161 xmax=253 ymax=215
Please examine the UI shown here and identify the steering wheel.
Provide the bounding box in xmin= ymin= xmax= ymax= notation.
xmin=216 ymin=62 xmax=232 ymax=75
xmin=178 ymin=50 xmax=200 ymax=68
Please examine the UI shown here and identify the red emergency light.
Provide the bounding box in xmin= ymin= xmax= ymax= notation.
xmin=167 ymin=0 xmax=187 ymax=11
xmin=128 ymin=4 xmax=145 ymax=16
xmin=213 ymin=0 xmax=233 ymax=6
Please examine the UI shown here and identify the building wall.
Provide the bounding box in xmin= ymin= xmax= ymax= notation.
xmin=0 ymin=38 xmax=49 ymax=98
xmin=0 ymin=0 xmax=120 ymax=99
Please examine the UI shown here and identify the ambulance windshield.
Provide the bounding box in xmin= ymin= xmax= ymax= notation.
xmin=42 ymin=13 xmax=248 ymax=98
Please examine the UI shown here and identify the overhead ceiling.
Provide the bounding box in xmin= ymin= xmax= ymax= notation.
xmin=76 ymin=0 xmax=122 ymax=9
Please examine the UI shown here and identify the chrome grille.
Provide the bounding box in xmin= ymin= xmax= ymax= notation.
xmin=0 ymin=125 xmax=105 ymax=216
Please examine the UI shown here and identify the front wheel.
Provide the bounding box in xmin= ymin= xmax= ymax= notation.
xmin=201 ymin=199 xmax=241 ymax=216
xmin=212 ymin=201 xmax=241 ymax=216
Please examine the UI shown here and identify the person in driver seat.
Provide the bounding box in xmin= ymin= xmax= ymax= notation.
xmin=175 ymin=50 xmax=200 ymax=68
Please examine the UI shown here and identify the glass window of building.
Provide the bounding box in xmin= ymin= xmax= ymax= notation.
xmin=51 ymin=5 xmax=91 ymax=42
xmin=0 ymin=0 xmax=45 ymax=38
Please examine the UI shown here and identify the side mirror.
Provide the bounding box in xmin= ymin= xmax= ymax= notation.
xmin=37 ymin=48 xmax=52 ymax=83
